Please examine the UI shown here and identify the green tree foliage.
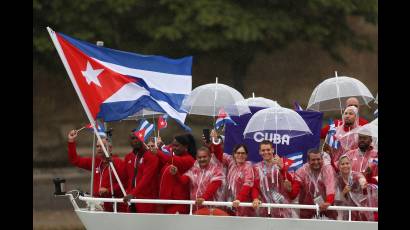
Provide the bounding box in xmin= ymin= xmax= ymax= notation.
xmin=34 ymin=0 xmax=377 ymax=90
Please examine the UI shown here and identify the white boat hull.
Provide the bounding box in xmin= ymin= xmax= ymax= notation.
xmin=75 ymin=209 xmax=377 ymax=230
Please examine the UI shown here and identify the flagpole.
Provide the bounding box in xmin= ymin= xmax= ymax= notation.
xmin=47 ymin=27 xmax=126 ymax=196
xmin=90 ymin=128 xmax=96 ymax=204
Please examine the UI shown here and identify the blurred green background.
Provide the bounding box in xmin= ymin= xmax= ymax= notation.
xmin=33 ymin=0 xmax=377 ymax=228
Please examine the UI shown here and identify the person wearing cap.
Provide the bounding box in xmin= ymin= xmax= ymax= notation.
xmin=334 ymin=155 xmax=377 ymax=221
xmin=294 ymin=148 xmax=337 ymax=219
xmin=122 ymin=131 xmax=160 ymax=213
xmin=67 ymin=129 xmax=126 ymax=212
xmin=344 ymin=134 xmax=378 ymax=184
xmin=320 ymin=97 xmax=369 ymax=139
xmin=252 ymin=140 xmax=300 ymax=218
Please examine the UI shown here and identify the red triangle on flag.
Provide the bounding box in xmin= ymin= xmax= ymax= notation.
xmin=217 ymin=108 xmax=227 ymax=119
xmin=282 ymin=158 xmax=294 ymax=171
xmin=56 ymin=33 xmax=137 ymax=119
xmin=133 ymin=129 xmax=146 ymax=142
xmin=157 ymin=116 xmax=167 ymax=130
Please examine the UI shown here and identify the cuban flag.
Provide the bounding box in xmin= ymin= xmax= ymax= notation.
xmin=133 ymin=119 xmax=155 ymax=142
xmin=282 ymin=158 xmax=294 ymax=172
xmin=157 ymin=114 xmax=168 ymax=130
xmin=215 ymin=108 xmax=237 ymax=129
xmin=86 ymin=121 xmax=106 ymax=137
xmin=284 ymin=152 xmax=304 ymax=171
xmin=294 ymin=101 xmax=303 ymax=111
xmin=325 ymin=119 xmax=339 ymax=149
xmin=47 ymin=28 xmax=192 ymax=130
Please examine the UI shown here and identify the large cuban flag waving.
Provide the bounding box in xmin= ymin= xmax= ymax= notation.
xmin=47 ymin=27 xmax=192 ymax=130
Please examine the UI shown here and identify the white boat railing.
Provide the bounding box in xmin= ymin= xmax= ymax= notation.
xmin=76 ymin=195 xmax=378 ymax=222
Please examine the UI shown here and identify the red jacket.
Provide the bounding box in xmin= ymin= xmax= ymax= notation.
xmin=158 ymin=150 xmax=195 ymax=200
xmin=320 ymin=117 xmax=368 ymax=139
xmin=68 ymin=142 xmax=126 ymax=211
xmin=123 ymin=150 xmax=160 ymax=199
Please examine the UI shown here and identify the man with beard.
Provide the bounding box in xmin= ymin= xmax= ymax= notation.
xmin=67 ymin=129 xmax=126 ymax=212
xmin=329 ymin=106 xmax=362 ymax=167
xmin=320 ymin=97 xmax=368 ymax=139
xmin=294 ymin=149 xmax=337 ymax=219
xmin=122 ymin=131 xmax=160 ymax=213
xmin=345 ymin=134 xmax=378 ymax=184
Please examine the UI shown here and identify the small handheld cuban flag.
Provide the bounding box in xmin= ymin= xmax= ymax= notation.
xmin=157 ymin=114 xmax=168 ymax=130
xmin=282 ymin=158 xmax=295 ymax=172
xmin=325 ymin=119 xmax=339 ymax=149
xmin=133 ymin=119 xmax=155 ymax=142
xmin=86 ymin=121 xmax=106 ymax=137
xmin=294 ymin=101 xmax=303 ymax=111
xmin=215 ymin=108 xmax=237 ymax=129
xmin=284 ymin=152 xmax=304 ymax=171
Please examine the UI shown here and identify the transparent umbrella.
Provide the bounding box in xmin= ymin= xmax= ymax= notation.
xmin=370 ymin=118 xmax=378 ymax=126
xmin=236 ymin=92 xmax=280 ymax=108
xmin=342 ymin=122 xmax=378 ymax=149
xmin=243 ymin=105 xmax=312 ymax=140
xmin=307 ymin=71 xmax=374 ymax=113
xmin=123 ymin=108 xmax=164 ymax=120
xmin=181 ymin=78 xmax=250 ymax=117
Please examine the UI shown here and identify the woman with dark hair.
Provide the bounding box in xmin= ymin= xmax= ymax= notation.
xmin=211 ymin=130 xmax=255 ymax=216
xmin=156 ymin=133 xmax=196 ymax=214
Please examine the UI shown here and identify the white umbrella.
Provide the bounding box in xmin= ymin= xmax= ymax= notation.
xmin=342 ymin=122 xmax=378 ymax=149
xmin=181 ymin=78 xmax=250 ymax=116
xmin=243 ymin=105 xmax=312 ymax=139
xmin=307 ymin=71 xmax=374 ymax=113
xmin=370 ymin=118 xmax=378 ymax=126
xmin=236 ymin=92 xmax=280 ymax=108
xmin=123 ymin=108 xmax=164 ymax=120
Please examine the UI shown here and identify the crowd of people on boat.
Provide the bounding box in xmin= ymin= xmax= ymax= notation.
xmin=66 ymin=97 xmax=378 ymax=221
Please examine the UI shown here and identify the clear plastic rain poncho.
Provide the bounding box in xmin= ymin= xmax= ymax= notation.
xmin=184 ymin=160 xmax=226 ymax=204
xmin=253 ymin=161 xmax=298 ymax=218
xmin=333 ymin=106 xmax=361 ymax=161
xmin=220 ymin=153 xmax=255 ymax=216
xmin=345 ymin=148 xmax=378 ymax=181
xmin=295 ymin=163 xmax=337 ymax=219
xmin=334 ymin=164 xmax=378 ymax=221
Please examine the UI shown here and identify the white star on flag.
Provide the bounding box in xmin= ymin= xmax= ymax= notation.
xmin=81 ymin=61 xmax=104 ymax=87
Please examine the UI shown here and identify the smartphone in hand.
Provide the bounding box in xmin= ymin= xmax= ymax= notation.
xmin=203 ymin=129 xmax=210 ymax=143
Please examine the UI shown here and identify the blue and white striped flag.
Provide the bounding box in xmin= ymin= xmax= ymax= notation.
xmin=325 ymin=119 xmax=339 ymax=149
xmin=135 ymin=119 xmax=155 ymax=142
xmin=285 ymin=152 xmax=304 ymax=171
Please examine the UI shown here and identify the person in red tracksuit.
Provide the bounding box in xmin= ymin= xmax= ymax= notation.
xmin=156 ymin=133 xmax=196 ymax=214
xmin=122 ymin=132 xmax=160 ymax=213
xmin=67 ymin=130 xmax=126 ymax=212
